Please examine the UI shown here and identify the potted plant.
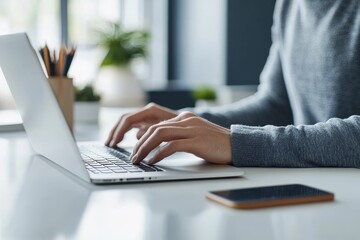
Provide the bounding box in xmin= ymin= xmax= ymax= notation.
xmin=192 ymin=86 xmax=217 ymax=108
xmin=74 ymin=85 xmax=101 ymax=123
xmin=95 ymin=22 xmax=149 ymax=107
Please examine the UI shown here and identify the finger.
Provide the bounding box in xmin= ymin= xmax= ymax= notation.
xmin=132 ymin=127 xmax=193 ymax=164
xmin=136 ymin=124 xmax=150 ymax=139
xmin=105 ymin=113 xmax=147 ymax=146
xmin=110 ymin=108 xmax=154 ymax=147
xmin=148 ymin=139 xmax=192 ymax=165
xmin=139 ymin=117 xmax=219 ymax=150
xmin=105 ymin=115 xmax=126 ymax=146
xmin=166 ymin=111 xmax=196 ymax=123
xmin=105 ymin=125 xmax=117 ymax=146
xmin=132 ymin=118 xmax=193 ymax=154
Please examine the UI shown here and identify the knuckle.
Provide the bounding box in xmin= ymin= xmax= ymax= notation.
xmin=185 ymin=116 xmax=200 ymax=124
xmin=121 ymin=114 xmax=130 ymax=123
xmin=148 ymin=125 xmax=157 ymax=133
xmin=119 ymin=113 xmax=129 ymax=123
xmin=167 ymin=141 xmax=176 ymax=149
xmin=167 ymin=141 xmax=179 ymax=150
xmin=146 ymin=102 xmax=158 ymax=109
xmin=124 ymin=114 xmax=137 ymax=124
xmin=180 ymin=111 xmax=195 ymax=119
xmin=153 ymin=127 xmax=166 ymax=137
xmin=136 ymin=131 xmax=144 ymax=139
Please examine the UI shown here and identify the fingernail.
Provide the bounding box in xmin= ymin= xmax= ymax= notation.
xmin=148 ymin=158 xmax=155 ymax=165
xmin=110 ymin=140 xmax=115 ymax=147
xmin=131 ymin=154 xmax=138 ymax=163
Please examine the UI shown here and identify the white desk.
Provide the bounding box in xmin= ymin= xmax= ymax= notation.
xmin=1 ymin=108 xmax=360 ymax=240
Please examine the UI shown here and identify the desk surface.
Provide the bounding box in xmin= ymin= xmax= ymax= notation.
xmin=1 ymin=108 xmax=360 ymax=240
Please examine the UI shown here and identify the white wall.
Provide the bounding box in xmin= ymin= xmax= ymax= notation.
xmin=144 ymin=0 xmax=169 ymax=89
xmin=176 ymin=0 xmax=226 ymax=87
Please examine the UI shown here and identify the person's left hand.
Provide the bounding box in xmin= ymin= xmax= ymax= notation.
xmin=130 ymin=112 xmax=232 ymax=165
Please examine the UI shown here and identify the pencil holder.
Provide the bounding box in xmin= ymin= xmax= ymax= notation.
xmin=48 ymin=77 xmax=74 ymax=132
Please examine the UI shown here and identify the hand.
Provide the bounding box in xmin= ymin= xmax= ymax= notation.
xmin=130 ymin=112 xmax=232 ymax=165
xmin=105 ymin=103 xmax=178 ymax=147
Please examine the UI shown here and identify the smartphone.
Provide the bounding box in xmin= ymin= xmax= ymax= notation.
xmin=206 ymin=184 xmax=334 ymax=209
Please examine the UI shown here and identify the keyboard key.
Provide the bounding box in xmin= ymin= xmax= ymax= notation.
xmin=107 ymin=166 xmax=123 ymax=170
xmin=138 ymin=165 xmax=157 ymax=172
xmin=153 ymin=166 xmax=164 ymax=172
xmin=128 ymin=169 xmax=143 ymax=172
xmin=108 ymin=159 xmax=124 ymax=163
xmin=98 ymin=163 xmax=111 ymax=166
xmin=113 ymin=169 xmax=128 ymax=173
xmin=84 ymin=160 xmax=96 ymax=164
xmin=114 ymin=162 xmax=129 ymax=166
xmin=96 ymin=160 xmax=109 ymax=163
xmin=108 ymin=151 xmax=130 ymax=161
xmin=105 ymin=165 xmax=118 ymax=169
xmin=80 ymin=144 xmax=165 ymax=174
xmin=123 ymin=167 xmax=143 ymax=172
xmin=93 ymin=167 xmax=108 ymax=170
xmin=88 ymin=163 xmax=102 ymax=167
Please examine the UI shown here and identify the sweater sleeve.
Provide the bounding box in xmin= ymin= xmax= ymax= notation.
xmin=231 ymin=115 xmax=360 ymax=168
xmin=197 ymin=42 xmax=293 ymax=128
xmin=196 ymin=14 xmax=293 ymax=128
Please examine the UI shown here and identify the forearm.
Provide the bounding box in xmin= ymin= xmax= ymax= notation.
xmin=195 ymin=36 xmax=293 ymax=128
xmin=196 ymin=91 xmax=293 ymax=128
xmin=230 ymin=115 xmax=360 ymax=168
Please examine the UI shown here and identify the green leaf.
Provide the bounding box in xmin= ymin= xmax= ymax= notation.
xmin=192 ymin=86 xmax=217 ymax=100
xmin=95 ymin=21 xmax=149 ymax=67
xmin=75 ymin=85 xmax=101 ymax=102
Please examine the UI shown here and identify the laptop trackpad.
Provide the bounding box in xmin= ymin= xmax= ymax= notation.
xmin=154 ymin=152 xmax=226 ymax=173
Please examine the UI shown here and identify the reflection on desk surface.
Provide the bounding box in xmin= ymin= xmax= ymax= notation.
xmin=2 ymin=150 xmax=360 ymax=239
xmin=3 ymin=156 xmax=90 ymax=240
xmin=1 ymin=155 xmax=270 ymax=240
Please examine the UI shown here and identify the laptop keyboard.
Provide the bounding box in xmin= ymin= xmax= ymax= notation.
xmin=79 ymin=144 xmax=164 ymax=174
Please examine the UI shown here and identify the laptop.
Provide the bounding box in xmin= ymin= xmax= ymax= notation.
xmin=0 ymin=32 xmax=244 ymax=184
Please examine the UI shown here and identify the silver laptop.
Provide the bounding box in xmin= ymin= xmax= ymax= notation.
xmin=0 ymin=32 xmax=244 ymax=184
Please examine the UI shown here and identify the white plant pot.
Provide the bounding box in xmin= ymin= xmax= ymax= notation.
xmin=75 ymin=102 xmax=100 ymax=123
xmin=96 ymin=66 xmax=146 ymax=107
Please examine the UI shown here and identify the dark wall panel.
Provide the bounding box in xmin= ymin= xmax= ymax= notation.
xmin=167 ymin=0 xmax=180 ymax=81
xmin=226 ymin=0 xmax=276 ymax=85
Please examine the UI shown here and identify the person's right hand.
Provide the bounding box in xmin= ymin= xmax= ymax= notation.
xmin=105 ymin=103 xmax=178 ymax=147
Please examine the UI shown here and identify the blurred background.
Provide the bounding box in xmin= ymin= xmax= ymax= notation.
xmin=0 ymin=0 xmax=276 ymax=115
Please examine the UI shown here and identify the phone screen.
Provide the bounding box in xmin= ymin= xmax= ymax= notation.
xmin=207 ymin=184 xmax=334 ymax=208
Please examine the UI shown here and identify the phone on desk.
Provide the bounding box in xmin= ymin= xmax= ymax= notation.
xmin=206 ymin=184 xmax=334 ymax=209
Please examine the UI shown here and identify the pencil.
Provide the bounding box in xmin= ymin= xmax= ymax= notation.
xmin=57 ymin=45 xmax=66 ymax=76
xmin=52 ymin=50 xmax=57 ymax=76
xmin=43 ymin=44 xmax=51 ymax=76
xmin=39 ymin=48 xmax=44 ymax=61
xmin=62 ymin=47 xmax=76 ymax=77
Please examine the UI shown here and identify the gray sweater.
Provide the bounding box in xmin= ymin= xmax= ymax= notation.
xmin=197 ymin=0 xmax=360 ymax=167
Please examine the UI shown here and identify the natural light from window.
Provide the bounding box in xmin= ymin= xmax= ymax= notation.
xmin=0 ymin=0 xmax=149 ymax=110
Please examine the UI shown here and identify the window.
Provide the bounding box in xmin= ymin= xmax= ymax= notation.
xmin=67 ymin=0 xmax=149 ymax=87
xmin=0 ymin=0 xmax=168 ymax=110
xmin=0 ymin=0 xmax=60 ymax=109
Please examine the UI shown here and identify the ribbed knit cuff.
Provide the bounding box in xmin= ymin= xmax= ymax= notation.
xmin=230 ymin=125 xmax=270 ymax=167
